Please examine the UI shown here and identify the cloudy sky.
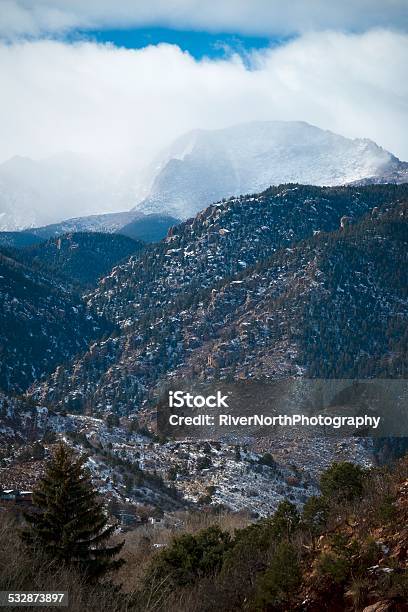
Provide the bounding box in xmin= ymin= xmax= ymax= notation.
xmin=0 ymin=0 xmax=407 ymax=167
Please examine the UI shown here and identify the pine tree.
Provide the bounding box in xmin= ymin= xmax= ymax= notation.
xmin=22 ymin=443 xmax=124 ymax=578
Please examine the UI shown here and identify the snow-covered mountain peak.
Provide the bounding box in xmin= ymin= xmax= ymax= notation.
xmin=136 ymin=121 xmax=406 ymax=219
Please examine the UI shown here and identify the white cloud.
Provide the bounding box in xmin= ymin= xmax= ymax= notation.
xmin=0 ymin=0 xmax=407 ymax=38
xmin=0 ymin=29 xmax=407 ymax=170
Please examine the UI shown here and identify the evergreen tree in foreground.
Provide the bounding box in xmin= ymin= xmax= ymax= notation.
xmin=22 ymin=443 xmax=124 ymax=578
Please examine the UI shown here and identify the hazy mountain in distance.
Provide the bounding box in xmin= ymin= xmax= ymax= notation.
xmin=0 ymin=152 xmax=146 ymax=231
xmin=19 ymin=210 xmax=179 ymax=243
xmin=26 ymin=210 xmax=141 ymax=240
xmin=3 ymin=121 xmax=407 ymax=231
xmin=135 ymin=121 xmax=408 ymax=219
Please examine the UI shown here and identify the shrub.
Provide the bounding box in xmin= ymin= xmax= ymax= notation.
xmin=302 ymin=495 xmax=329 ymax=535
xmin=222 ymin=501 xmax=299 ymax=576
xmin=317 ymin=552 xmax=350 ymax=584
xmin=356 ymin=537 xmax=381 ymax=572
xmin=315 ymin=533 xmax=374 ymax=588
xmin=268 ymin=500 xmax=300 ymax=539
xmin=258 ymin=453 xmax=276 ymax=468
xmin=254 ymin=542 xmax=301 ymax=609
xmin=320 ymin=462 xmax=365 ymax=502
xmin=144 ymin=525 xmax=232 ymax=589
xmin=221 ymin=521 xmax=271 ymax=581
xmin=196 ymin=456 xmax=212 ymax=470
xmin=376 ymin=493 xmax=396 ymax=523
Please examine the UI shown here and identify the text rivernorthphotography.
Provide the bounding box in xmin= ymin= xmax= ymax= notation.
xmin=167 ymin=412 xmax=381 ymax=430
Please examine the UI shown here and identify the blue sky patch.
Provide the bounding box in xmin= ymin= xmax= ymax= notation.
xmin=68 ymin=27 xmax=288 ymax=59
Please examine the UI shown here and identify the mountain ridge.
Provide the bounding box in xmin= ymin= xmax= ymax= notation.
xmin=28 ymin=183 xmax=408 ymax=414
xmin=11 ymin=232 xmax=145 ymax=287
xmin=2 ymin=121 xmax=407 ymax=230
xmin=135 ymin=121 xmax=408 ymax=218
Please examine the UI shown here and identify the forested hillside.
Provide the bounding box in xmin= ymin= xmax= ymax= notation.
xmin=29 ymin=184 xmax=408 ymax=414
xmin=13 ymin=232 xmax=144 ymax=286
xmin=0 ymin=250 xmax=112 ymax=393
xmin=0 ymin=231 xmax=44 ymax=248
